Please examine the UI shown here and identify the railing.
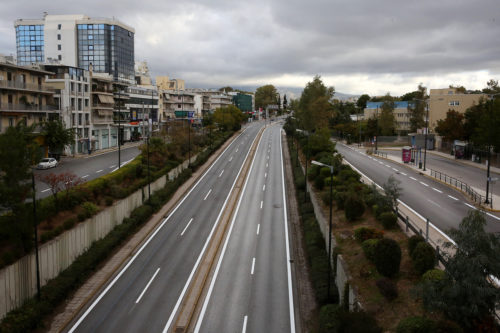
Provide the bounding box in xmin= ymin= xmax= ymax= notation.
xmin=0 ymin=80 xmax=53 ymax=92
xmin=430 ymin=169 xmax=492 ymax=208
xmin=0 ymin=103 xmax=59 ymax=112
xmin=373 ymin=150 xmax=387 ymax=158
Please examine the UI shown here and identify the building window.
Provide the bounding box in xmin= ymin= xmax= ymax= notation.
xmin=58 ymin=54 xmax=62 ymax=61
xmin=8 ymin=117 xmax=14 ymax=127
xmin=58 ymin=24 xmax=62 ymax=30
xmin=57 ymin=34 xmax=61 ymax=40
xmin=84 ymin=99 xmax=89 ymax=107
xmin=58 ymin=44 xmax=61 ymax=50
xmin=78 ymin=113 xmax=82 ymax=125
xmin=178 ymin=104 xmax=181 ymax=108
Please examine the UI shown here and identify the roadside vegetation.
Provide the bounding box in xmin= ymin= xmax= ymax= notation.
xmin=286 ymin=76 xmax=499 ymax=332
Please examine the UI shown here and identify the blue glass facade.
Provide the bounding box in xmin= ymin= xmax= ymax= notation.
xmin=15 ymin=25 xmax=44 ymax=65
xmin=77 ymin=24 xmax=134 ymax=83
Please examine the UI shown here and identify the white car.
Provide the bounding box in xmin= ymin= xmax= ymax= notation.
xmin=37 ymin=158 xmax=58 ymax=169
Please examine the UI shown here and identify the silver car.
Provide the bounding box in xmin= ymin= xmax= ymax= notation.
xmin=37 ymin=158 xmax=58 ymax=169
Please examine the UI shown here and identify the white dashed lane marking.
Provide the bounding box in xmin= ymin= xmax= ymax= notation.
xmin=432 ymin=188 xmax=443 ymax=193
xmin=448 ymin=195 xmax=459 ymax=201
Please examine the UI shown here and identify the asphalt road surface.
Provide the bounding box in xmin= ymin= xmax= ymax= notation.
xmin=336 ymin=142 xmax=500 ymax=235
xmin=379 ymin=148 xmax=500 ymax=196
xmin=33 ymin=145 xmax=141 ymax=199
xmin=65 ymin=122 xmax=264 ymax=333
xmin=195 ymin=124 xmax=295 ymax=332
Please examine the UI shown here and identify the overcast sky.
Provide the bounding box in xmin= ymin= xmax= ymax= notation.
xmin=1 ymin=0 xmax=499 ymax=97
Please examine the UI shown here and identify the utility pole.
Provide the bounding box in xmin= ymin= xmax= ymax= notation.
xmin=31 ymin=170 xmax=41 ymax=300
xmin=375 ymin=105 xmax=379 ymax=151
xmin=118 ymin=89 xmax=121 ymax=169
xmin=423 ymin=102 xmax=429 ymax=171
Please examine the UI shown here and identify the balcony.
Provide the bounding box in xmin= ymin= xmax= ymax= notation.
xmin=0 ymin=103 xmax=59 ymax=112
xmin=0 ymin=80 xmax=54 ymax=94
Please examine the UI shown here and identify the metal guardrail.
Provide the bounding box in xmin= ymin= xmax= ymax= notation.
xmin=430 ymin=169 xmax=492 ymax=208
xmin=373 ymin=150 xmax=387 ymax=158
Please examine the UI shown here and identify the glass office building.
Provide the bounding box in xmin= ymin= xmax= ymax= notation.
xmin=15 ymin=25 xmax=44 ymax=65
xmin=77 ymin=23 xmax=134 ymax=83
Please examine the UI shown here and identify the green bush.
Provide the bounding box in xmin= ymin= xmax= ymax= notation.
xmin=362 ymin=239 xmax=379 ymax=262
xmin=376 ymin=277 xmax=398 ymax=301
xmin=77 ymin=212 xmax=87 ymax=222
xmin=396 ymin=316 xmax=436 ymax=333
xmin=434 ymin=319 xmax=463 ymax=333
xmin=295 ymin=176 xmax=305 ymax=190
xmin=408 ymin=235 xmax=425 ymax=257
xmin=318 ymin=304 xmax=343 ymax=333
xmin=321 ymin=191 xmax=331 ymax=205
xmin=422 ymin=268 xmax=446 ymax=282
xmin=344 ymin=192 xmax=365 ymax=221
xmin=104 ymin=196 xmax=114 ymax=206
xmin=373 ymin=238 xmax=401 ymax=277
xmin=130 ymin=205 xmax=153 ymax=225
xmin=300 ymin=202 xmax=314 ymax=215
xmin=318 ymin=305 xmax=382 ymax=333
xmin=334 ymin=191 xmax=347 ymax=210
xmin=63 ymin=218 xmax=77 ymax=230
xmin=379 ymin=212 xmax=397 ymax=229
xmin=364 ymin=193 xmax=377 ymax=208
xmin=314 ymin=176 xmax=325 ymax=190
xmin=355 ymin=227 xmax=384 ymax=242
xmin=411 ymin=242 xmax=436 ymax=275
xmin=82 ymin=202 xmax=99 ymax=218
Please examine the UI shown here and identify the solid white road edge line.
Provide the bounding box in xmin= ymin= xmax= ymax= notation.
xmin=219 ymin=169 xmax=224 ymax=177
xmin=135 ymin=268 xmax=160 ymax=304
xmin=180 ymin=218 xmax=194 ymax=236
xmin=280 ymin=126 xmax=296 ymax=333
xmin=163 ymin=128 xmax=259 ymax=333
xmin=68 ymin=127 xmax=249 ymax=333
xmin=193 ymin=125 xmax=265 ymax=333
xmin=342 ymin=159 xmax=456 ymax=245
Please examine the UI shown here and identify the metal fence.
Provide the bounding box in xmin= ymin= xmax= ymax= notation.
xmin=373 ymin=150 xmax=388 ymax=158
xmin=430 ymin=169 xmax=492 ymax=208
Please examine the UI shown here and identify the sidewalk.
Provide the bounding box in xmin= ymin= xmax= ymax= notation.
xmin=352 ymin=144 xmax=500 ymax=211
xmin=61 ymin=141 xmax=143 ymax=161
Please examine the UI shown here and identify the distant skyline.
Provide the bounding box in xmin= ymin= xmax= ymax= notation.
xmin=1 ymin=0 xmax=499 ymax=96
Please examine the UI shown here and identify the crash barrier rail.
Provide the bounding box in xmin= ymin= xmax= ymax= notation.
xmin=430 ymin=169 xmax=492 ymax=209
xmin=373 ymin=150 xmax=387 ymax=158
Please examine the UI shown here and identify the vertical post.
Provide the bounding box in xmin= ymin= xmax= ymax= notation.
xmin=32 ymin=171 xmax=41 ymax=300
xmin=405 ymin=216 xmax=409 ymax=232
xmin=426 ymin=218 xmax=429 ymax=241
xmin=486 ymin=97 xmax=493 ymax=204
xmin=118 ymin=89 xmax=121 ymax=169
xmin=147 ymin=136 xmax=151 ymax=201
xmin=375 ymin=105 xmax=379 ymax=152
xmin=327 ymin=166 xmax=333 ymax=302
xmin=304 ymin=135 xmax=308 ymax=202
xmin=423 ymin=102 xmax=429 ymax=171
xmin=188 ymin=118 xmax=191 ymax=167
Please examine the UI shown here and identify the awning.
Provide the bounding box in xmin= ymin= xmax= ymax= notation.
xmin=97 ymin=94 xmax=114 ymax=104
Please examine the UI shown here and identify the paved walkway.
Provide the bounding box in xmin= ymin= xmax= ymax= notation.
xmin=354 ymin=144 xmax=500 ymax=211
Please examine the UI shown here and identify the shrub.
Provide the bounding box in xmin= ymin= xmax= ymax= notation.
xmin=354 ymin=227 xmax=384 ymax=242
xmin=314 ymin=176 xmax=325 ymax=190
xmin=82 ymin=202 xmax=99 ymax=218
xmin=321 ymin=191 xmax=331 ymax=205
xmin=411 ymin=242 xmax=436 ymax=275
xmin=130 ymin=205 xmax=153 ymax=225
xmin=362 ymin=239 xmax=379 ymax=262
xmin=422 ymin=269 xmax=446 ymax=282
xmin=104 ymin=196 xmax=114 ymax=206
xmin=295 ymin=176 xmax=305 ymax=190
xmin=379 ymin=212 xmax=397 ymax=229
xmin=373 ymin=238 xmax=401 ymax=277
xmin=408 ymin=235 xmax=425 ymax=257
xmin=364 ymin=193 xmax=377 ymax=208
xmin=300 ymin=202 xmax=314 ymax=215
xmin=396 ymin=316 xmax=436 ymax=333
xmin=372 ymin=204 xmax=379 ymax=216
xmin=318 ymin=305 xmax=382 ymax=333
xmin=334 ymin=191 xmax=347 ymax=210
xmin=320 ymin=167 xmax=332 ymax=179
xmin=434 ymin=319 xmax=463 ymax=333
xmin=318 ymin=304 xmax=342 ymax=332
xmin=77 ymin=212 xmax=87 ymax=222
xmin=63 ymin=218 xmax=77 ymax=230
xmin=344 ymin=192 xmax=365 ymax=221
xmin=376 ymin=277 xmax=398 ymax=300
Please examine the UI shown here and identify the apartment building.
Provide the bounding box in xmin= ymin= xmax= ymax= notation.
xmin=125 ymin=85 xmax=159 ymax=138
xmin=15 ymin=14 xmax=135 ymax=84
xmin=44 ymin=64 xmax=91 ymax=154
xmin=0 ymin=59 xmax=57 ymax=134
xmin=428 ymin=88 xmax=487 ymax=131
xmin=364 ymin=101 xmax=414 ymax=133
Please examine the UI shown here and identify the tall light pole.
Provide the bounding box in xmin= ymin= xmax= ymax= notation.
xmin=423 ymin=102 xmax=429 ymax=171
xmin=312 ymin=160 xmax=334 ymax=301
xmin=117 ymin=89 xmax=121 ymax=169
xmin=297 ymin=129 xmax=309 ymax=202
xmin=31 ymin=169 xmax=41 ymax=300
xmin=375 ymin=105 xmax=379 ymax=151
xmin=485 ymin=93 xmax=500 ymax=204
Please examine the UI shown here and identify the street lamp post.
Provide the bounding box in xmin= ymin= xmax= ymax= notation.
xmin=147 ymin=136 xmax=151 ymax=201
xmin=117 ymin=90 xmax=121 ymax=169
xmin=297 ymin=129 xmax=310 ymax=202
xmin=485 ymin=93 xmax=500 ymax=204
xmin=312 ymin=160 xmax=334 ymax=301
xmin=31 ymin=170 xmax=41 ymax=300
xmin=375 ymin=105 xmax=379 ymax=152
xmin=423 ymin=102 xmax=429 ymax=171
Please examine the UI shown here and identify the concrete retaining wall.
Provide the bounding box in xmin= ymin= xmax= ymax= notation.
xmin=0 ymin=153 xmax=197 ymax=319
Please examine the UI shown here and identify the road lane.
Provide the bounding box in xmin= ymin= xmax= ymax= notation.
xmin=196 ymin=124 xmax=295 ymax=333
xmin=66 ymin=123 xmax=264 ymax=333
xmin=336 ymin=142 xmax=500 ymax=234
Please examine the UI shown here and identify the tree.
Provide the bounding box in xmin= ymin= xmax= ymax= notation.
xmin=37 ymin=172 xmax=83 ymax=211
xmin=283 ymin=94 xmax=288 ymax=111
xmin=356 ymin=94 xmax=370 ymax=110
xmin=482 ymin=79 xmax=500 ymax=94
xmin=218 ymin=86 xmax=234 ymax=93
xmin=379 ymin=96 xmax=396 ymax=136
xmin=213 ymin=105 xmax=246 ymax=131
xmin=255 ymin=84 xmax=278 ymax=110
xmin=407 ymin=84 xmax=427 ymax=132
xmin=383 ymin=175 xmax=401 ymax=210
xmin=297 ymin=75 xmax=335 ymax=132
xmin=0 ymin=122 xmax=41 ymax=252
xmin=435 ymin=110 xmax=465 ymax=141
xmin=421 ymin=210 xmax=500 ymax=329
xmin=449 ymin=85 xmax=466 ymax=93
xmin=42 ymin=119 xmax=74 ymax=159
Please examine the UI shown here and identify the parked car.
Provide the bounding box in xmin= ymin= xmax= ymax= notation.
xmin=37 ymin=158 xmax=58 ymax=169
